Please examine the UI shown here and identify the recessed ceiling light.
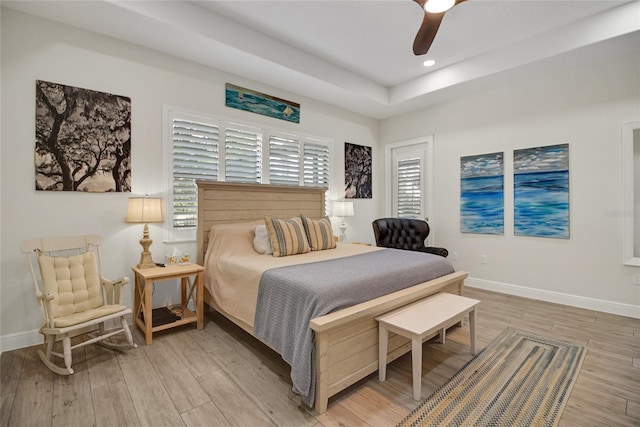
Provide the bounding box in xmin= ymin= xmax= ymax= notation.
xmin=423 ymin=59 xmax=436 ymax=67
xmin=424 ymin=0 xmax=455 ymax=13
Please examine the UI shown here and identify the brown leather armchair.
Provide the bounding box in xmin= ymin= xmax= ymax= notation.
xmin=372 ymin=218 xmax=448 ymax=258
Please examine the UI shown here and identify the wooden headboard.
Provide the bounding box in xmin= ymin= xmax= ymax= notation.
xmin=196 ymin=181 xmax=327 ymax=264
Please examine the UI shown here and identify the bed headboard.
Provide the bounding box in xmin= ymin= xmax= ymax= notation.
xmin=196 ymin=181 xmax=327 ymax=264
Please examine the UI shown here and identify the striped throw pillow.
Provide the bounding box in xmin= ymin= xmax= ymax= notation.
xmin=300 ymin=215 xmax=336 ymax=251
xmin=264 ymin=217 xmax=311 ymax=257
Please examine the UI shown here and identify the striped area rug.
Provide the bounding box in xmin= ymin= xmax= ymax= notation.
xmin=398 ymin=328 xmax=586 ymax=427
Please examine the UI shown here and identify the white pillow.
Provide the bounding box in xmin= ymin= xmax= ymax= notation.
xmin=253 ymin=224 xmax=273 ymax=255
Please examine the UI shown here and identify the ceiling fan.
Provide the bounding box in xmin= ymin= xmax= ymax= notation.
xmin=412 ymin=0 xmax=468 ymax=55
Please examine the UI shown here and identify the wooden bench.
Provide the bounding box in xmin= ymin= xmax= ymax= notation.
xmin=376 ymin=292 xmax=480 ymax=400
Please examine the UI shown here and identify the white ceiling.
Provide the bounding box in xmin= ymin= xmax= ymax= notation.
xmin=4 ymin=0 xmax=640 ymax=119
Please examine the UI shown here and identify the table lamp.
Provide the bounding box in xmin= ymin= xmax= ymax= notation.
xmin=125 ymin=197 xmax=164 ymax=268
xmin=333 ymin=200 xmax=355 ymax=242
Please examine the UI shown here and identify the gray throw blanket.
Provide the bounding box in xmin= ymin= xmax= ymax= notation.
xmin=253 ymin=248 xmax=454 ymax=407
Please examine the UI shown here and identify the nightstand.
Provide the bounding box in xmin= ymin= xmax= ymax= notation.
xmin=132 ymin=263 xmax=204 ymax=345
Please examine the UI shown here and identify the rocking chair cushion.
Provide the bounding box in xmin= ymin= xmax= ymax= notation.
xmin=53 ymin=304 xmax=128 ymax=328
xmin=38 ymin=251 xmax=104 ymax=319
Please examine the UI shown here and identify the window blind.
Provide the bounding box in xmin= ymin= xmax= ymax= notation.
xmin=303 ymin=140 xmax=330 ymax=187
xmin=224 ymin=126 xmax=262 ymax=183
xmin=269 ymin=135 xmax=300 ymax=185
xmin=167 ymin=110 xmax=332 ymax=241
xmin=171 ymin=117 xmax=219 ymax=229
xmin=397 ymin=157 xmax=421 ymax=218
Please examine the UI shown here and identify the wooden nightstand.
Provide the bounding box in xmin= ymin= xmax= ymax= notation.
xmin=132 ymin=263 xmax=204 ymax=345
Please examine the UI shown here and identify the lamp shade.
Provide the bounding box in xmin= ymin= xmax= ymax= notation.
xmin=125 ymin=197 xmax=164 ymax=224
xmin=332 ymin=200 xmax=354 ymax=217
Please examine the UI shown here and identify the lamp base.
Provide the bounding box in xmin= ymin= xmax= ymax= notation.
xmin=136 ymin=224 xmax=157 ymax=269
xmin=339 ymin=221 xmax=347 ymax=243
xmin=137 ymin=251 xmax=156 ymax=269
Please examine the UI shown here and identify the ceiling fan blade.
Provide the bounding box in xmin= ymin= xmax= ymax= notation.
xmin=412 ymin=0 xmax=468 ymax=56
xmin=413 ymin=10 xmax=445 ymax=55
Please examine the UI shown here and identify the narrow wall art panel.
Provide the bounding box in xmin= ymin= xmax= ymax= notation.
xmin=460 ymin=152 xmax=504 ymax=234
xmin=514 ymin=143 xmax=570 ymax=238
xmin=225 ymin=83 xmax=300 ymax=123
xmin=344 ymin=142 xmax=372 ymax=198
xmin=35 ymin=80 xmax=131 ymax=192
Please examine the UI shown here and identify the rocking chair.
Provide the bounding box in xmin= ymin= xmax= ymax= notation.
xmin=22 ymin=235 xmax=136 ymax=375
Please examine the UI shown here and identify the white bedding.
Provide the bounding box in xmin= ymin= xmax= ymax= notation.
xmin=203 ymin=220 xmax=382 ymax=328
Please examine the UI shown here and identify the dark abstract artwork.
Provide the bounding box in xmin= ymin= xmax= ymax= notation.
xmin=35 ymin=80 xmax=131 ymax=192
xmin=344 ymin=142 xmax=372 ymax=199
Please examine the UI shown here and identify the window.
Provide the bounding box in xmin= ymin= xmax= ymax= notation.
xmin=168 ymin=112 xmax=219 ymax=240
xmin=268 ymin=134 xmax=300 ymax=185
xmin=303 ymin=139 xmax=330 ymax=187
xmin=388 ymin=139 xmax=431 ymax=222
xmin=224 ymin=124 xmax=262 ymax=183
xmin=396 ymin=157 xmax=422 ymax=218
xmin=165 ymin=108 xmax=332 ymax=242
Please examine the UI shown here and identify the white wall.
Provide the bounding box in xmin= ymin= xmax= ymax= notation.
xmin=0 ymin=8 xmax=382 ymax=351
xmin=381 ymin=35 xmax=640 ymax=317
xmin=634 ymin=129 xmax=640 ymax=257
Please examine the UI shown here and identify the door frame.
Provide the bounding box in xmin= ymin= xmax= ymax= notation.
xmin=384 ymin=135 xmax=435 ymax=244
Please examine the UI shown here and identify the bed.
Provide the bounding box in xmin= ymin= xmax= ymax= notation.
xmin=196 ymin=181 xmax=468 ymax=414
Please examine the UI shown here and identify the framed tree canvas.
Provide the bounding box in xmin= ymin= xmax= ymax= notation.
xmin=345 ymin=142 xmax=372 ymax=199
xmin=514 ymin=143 xmax=570 ymax=238
xmin=460 ymin=152 xmax=504 ymax=234
xmin=35 ymin=80 xmax=131 ymax=192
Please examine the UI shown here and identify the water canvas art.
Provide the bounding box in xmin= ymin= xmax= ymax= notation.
xmin=514 ymin=143 xmax=569 ymax=238
xmin=225 ymin=83 xmax=300 ymax=123
xmin=460 ymin=152 xmax=504 ymax=234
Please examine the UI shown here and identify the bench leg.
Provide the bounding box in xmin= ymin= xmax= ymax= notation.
xmin=412 ymin=338 xmax=422 ymax=400
xmin=378 ymin=326 xmax=388 ymax=381
xmin=469 ymin=308 xmax=477 ymax=354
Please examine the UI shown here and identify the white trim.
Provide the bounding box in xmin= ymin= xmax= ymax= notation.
xmin=1 ymin=318 xmax=136 ymax=353
xmin=1 ymin=329 xmax=42 ymax=353
xmin=4 ymin=281 xmax=637 ymax=352
xmin=622 ymin=121 xmax=640 ymax=266
xmin=384 ymin=136 xmax=435 ymax=243
xmin=466 ymin=277 xmax=640 ymax=319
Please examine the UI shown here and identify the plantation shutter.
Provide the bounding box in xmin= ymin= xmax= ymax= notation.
xmin=303 ymin=140 xmax=330 ymax=187
xmin=269 ymin=135 xmax=300 ymax=185
xmin=171 ymin=117 xmax=219 ymax=230
xmin=166 ymin=110 xmax=333 ymax=242
xmin=224 ymin=125 xmax=262 ymax=183
xmin=396 ymin=157 xmax=421 ymax=218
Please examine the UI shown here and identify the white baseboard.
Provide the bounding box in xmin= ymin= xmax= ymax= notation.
xmin=2 ymin=282 xmax=638 ymax=353
xmin=1 ymin=315 xmax=135 ymax=354
xmin=1 ymin=329 xmax=42 ymax=354
xmin=466 ymin=277 xmax=640 ymax=319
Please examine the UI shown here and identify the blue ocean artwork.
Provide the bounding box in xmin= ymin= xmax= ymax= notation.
xmin=460 ymin=152 xmax=504 ymax=235
xmin=514 ymin=144 xmax=569 ymax=239
xmin=225 ymin=83 xmax=300 ymax=124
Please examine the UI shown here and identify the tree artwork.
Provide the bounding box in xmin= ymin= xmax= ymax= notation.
xmin=344 ymin=142 xmax=372 ymax=199
xmin=35 ymin=80 xmax=131 ymax=192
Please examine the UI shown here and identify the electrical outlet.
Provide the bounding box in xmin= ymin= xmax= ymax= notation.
xmin=633 ymin=274 xmax=640 ymax=285
xmin=452 ymin=252 xmax=459 ymax=260
xmin=480 ymin=255 xmax=487 ymax=264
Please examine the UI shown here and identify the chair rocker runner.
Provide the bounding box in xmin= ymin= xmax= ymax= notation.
xmin=22 ymin=235 xmax=136 ymax=375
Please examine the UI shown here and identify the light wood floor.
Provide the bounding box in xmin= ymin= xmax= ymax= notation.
xmin=1 ymin=287 xmax=639 ymax=427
